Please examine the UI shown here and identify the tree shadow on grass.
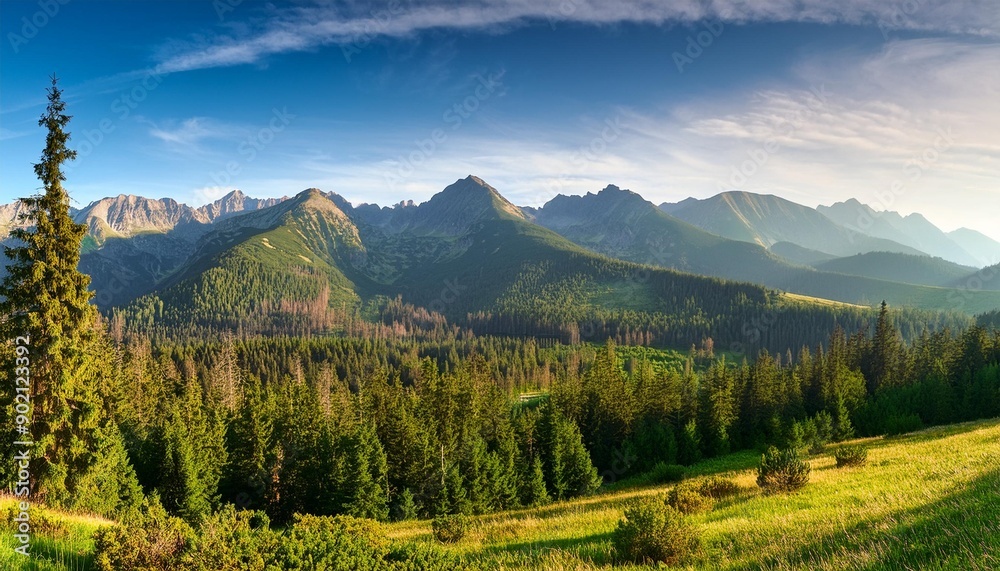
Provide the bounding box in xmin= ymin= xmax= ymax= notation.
xmin=749 ymin=466 xmax=1000 ymax=570
xmin=867 ymin=418 xmax=1000 ymax=449
xmin=481 ymin=529 xmax=617 ymax=566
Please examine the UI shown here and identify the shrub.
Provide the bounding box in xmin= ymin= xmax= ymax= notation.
xmin=666 ymin=483 xmax=714 ymax=514
xmin=432 ymin=514 xmax=469 ymax=543
xmin=271 ymin=514 xmax=389 ymax=570
xmin=834 ymin=445 xmax=869 ymax=467
xmin=94 ymin=499 xmax=465 ymax=571
xmin=696 ymin=476 xmax=742 ymax=499
xmin=385 ymin=542 xmax=476 ymax=571
xmin=186 ymin=506 xmax=277 ymax=571
xmin=4 ymin=506 xmax=69 ymax=538
xmin=613 ymin=497 xmax=700 ymax=565
xmin=93 ymin=496 xmax=195 ymax=571
xmin=648 ymin=462 xmax=686 ymax=484
xmin=756 ymin=446 xmax=810 ymax=493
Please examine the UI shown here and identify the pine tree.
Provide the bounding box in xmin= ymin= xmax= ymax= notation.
xmin=553 ymin=415 xmax=602 ymax=498
xmin=343 ymin=423 xmax=390 ymax=520
xmin=677 ymin=419 xmax=702 ymax=466
xmin=392 ymin=488 xmax=419 ymax=521
xmin=831 ymin=391 xmax=854 ymax=441
xmin=221 ymin=377 xmax=274 ymax=511
xmin=868 ymin=301 xmax=901 ymax=394
xmin=524 ymin=456 xmax=550 ymax=507
xmin=158 ymin=409 xmax=211 ymax=523
xmin=0 ymin=76 xmax=136 ymax=510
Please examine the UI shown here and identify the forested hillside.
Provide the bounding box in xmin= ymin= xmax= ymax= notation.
xmin=534 ymin=185 xmax=1000 ymax=314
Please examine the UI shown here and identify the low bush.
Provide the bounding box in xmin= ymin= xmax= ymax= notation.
xmin=613 ymin=497 xmax=701 ymax=565
xmin=666 ymin=483 xmax=714 ymax=514
xmin=385 ymin=541 xmax=476 ymax=570
xmin=94 ymin=500 xmax=469 ymax=570
xmin=4 ymin=505 xmax=70 ymax=538
xmin=93 ymin=496 xmax=195 ymax=571
xmin=834 ymin=445 xmax=869 ymax=467
xmin=696 ymin=476 xmax=742 ymax=499
xmin=431 ymin=514 xmax=469 ymax=543
xmin=757 ymin=446 xmax=810 ymax=493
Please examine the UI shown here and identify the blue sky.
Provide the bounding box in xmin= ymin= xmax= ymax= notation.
xmin=1 ymin=0 xmax=998 ymax=240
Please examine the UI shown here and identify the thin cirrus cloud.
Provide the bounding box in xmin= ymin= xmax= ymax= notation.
xmin=153 ymin=0 xmax=999 ymax=73
xmin=144 ymin=117 xmax=244 ymax=155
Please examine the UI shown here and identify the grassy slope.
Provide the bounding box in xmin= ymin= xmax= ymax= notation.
xmin=2 ymin=419 xmax=998 ymax=569
xmin=387 ymin=418 xmax=1000 ymax=570
xmin=0 ymin=501 xmax=111 ymax=570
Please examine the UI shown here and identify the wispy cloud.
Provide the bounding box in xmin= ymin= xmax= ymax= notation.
xmin=0 ymin=127 xmax=30 ymax=142
xmin=153 ymin=0 xmax=1000 ymax=74
xmin=143 ymin=117 xmax=239 ymax=155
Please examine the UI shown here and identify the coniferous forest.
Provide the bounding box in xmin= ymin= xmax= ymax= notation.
xmin=2 ymin=75 xmax=999 ymax=569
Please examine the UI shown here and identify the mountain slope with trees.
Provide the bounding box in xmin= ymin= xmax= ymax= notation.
xmin=535 ymin=186 xmax=1000 ymax=314
xmin=660 ymin=191 xmax=925 ymax=257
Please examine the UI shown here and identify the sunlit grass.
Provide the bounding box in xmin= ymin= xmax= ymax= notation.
xmin=0 ymin=499 xmax=111 ymax=571
xmin=387 ymin=418 xmax=1000 ymax=570
xmin=3 ymin=419 xmax=997 ymax=569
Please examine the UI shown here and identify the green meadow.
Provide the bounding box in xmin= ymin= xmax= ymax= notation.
xmin=387 ymin=418 xmax=1000 ymax=570
xmin=4 ymin=418 xmax=999 ymax=570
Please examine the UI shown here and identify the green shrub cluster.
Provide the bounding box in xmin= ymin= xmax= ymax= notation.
xmin=696 ymin=475 xmax=742 ymax=499
xmin=432 ymin=514 xmax=470 ymax=543
xmin=666 ymin=483 xmax=714 ymax=514
xmin=93 ymin=498 xmax=466 ymax=571
xmin=834 ymin=445 xmax=869 ymax=467
xmin=756 ymin=446 xmax=811 ymax=493
xmin=613 ymin=497 xmax=701 ymax=565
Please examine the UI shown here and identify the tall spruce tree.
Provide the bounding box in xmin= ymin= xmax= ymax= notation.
xmin=0 ymin=77 xmax=140 ymax=512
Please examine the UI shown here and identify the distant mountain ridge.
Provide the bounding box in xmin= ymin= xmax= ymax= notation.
xmin=659 ymin=191 xmax=925 ymax=258
xmin=817 ymin=199 xmax=981 ymax=267
xmin=946 ymin=228 xmax=1000 ymax=267
xmin=125 ymin=177 xmax=815 ymax=350
xmin=0 ymin=189 xmax=286 ymax=305
xmin=3 ymin=181 xmax=999 ymax=317
xmin=534 ymin=186 xmax=1000 ymax=313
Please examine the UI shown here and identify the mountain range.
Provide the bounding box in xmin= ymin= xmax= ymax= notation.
xmin=2 ymin=178 xmax=999 ymax=340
